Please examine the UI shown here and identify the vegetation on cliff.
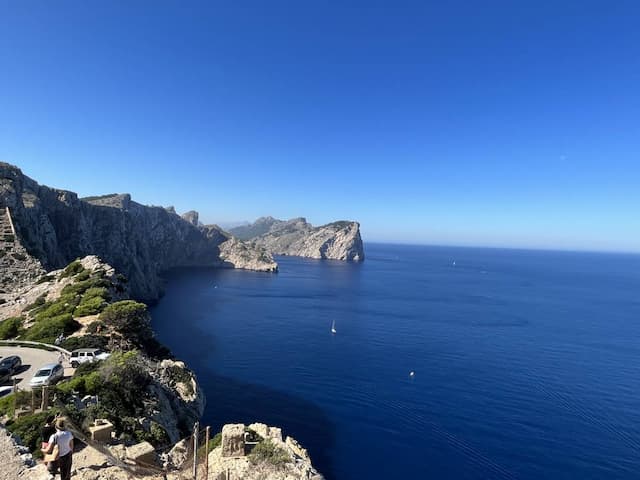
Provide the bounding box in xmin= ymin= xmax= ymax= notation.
xmin=0 ymin=256 xmax=204 ymax=452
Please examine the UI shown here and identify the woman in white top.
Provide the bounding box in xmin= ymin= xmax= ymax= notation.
xmin=45 ymin=418 xmax=74 ymax=480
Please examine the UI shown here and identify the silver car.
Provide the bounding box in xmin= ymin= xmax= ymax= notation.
xmin=29 ymin=363 xmax=64 ymax=388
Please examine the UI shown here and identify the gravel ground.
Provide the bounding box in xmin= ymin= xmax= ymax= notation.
xmin=0 ymin=427 xmax=26 ymax=480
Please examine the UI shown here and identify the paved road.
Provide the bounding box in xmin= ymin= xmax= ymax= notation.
xmin=0 ymin=346 xmax=74 ymax=390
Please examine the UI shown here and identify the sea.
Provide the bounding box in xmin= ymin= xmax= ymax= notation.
xmin=150 ymin=243 xmax=640 ymax=480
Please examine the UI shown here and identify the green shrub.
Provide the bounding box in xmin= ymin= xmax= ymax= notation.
xmin=99 ymin=301 xmax=171 ymax=358
xmin=5 ymin=410 xmax=60 ymax=456
xmin=248 ymin=439 xmax=291 ymax=466
xmin=22 ymin=313 xmax=80 ymax=343
xmin=86 ymin=321 xmax=104 ymax=334
xmin=35 ymin=275 xmax=54 ymax=284
xmin=134 ymin=421 xmax=170 ymax=446
xmin=75 ymin=269 xmax=91 ymax=281
xmin=74 ymin=296 xmax=107 ymax=317
xmin=56 ymin=370 xmax=103 ymax=396
xmin=61 ymin=278 xmax=110 ymax=297
xmin=60 ymin=334 xmax=108 ymax=351
xmin=34 ymin=294 xmax=80 ymax=322
xmin=84 ymin=287 xmax=109 ymax=300
xmin=0 ymin=390 xmax=31 ymax=417
xmin=0 ymin=316 xmax=24 ymax=339
xmin=59 ymin=260 xmax=84 ymax=278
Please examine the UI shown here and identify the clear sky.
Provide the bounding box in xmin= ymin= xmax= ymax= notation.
xmin=1 ymin=1 xmax=639 ymax=252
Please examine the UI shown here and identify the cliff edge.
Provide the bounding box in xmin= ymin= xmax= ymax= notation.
xmin=0 ymin=162 xmax=277 ymax=300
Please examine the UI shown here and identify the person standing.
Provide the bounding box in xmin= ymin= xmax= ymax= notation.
xmin=45 ymin=418 xmax=74 ymax=480
xmin=41 ymin=415 xmax=57 ymax=475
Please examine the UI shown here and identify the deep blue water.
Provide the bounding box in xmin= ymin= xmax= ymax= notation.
xmin=151 ymin=244 xmax=640 ymax=479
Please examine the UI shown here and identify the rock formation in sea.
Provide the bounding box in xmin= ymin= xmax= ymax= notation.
xmin=0 ymin=162 xmax=277 ymax=301
xmin=229 ymin=216 xmax=365 ymax=261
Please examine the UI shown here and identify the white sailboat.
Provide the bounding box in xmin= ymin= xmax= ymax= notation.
xmin=331 ymin=320 xmax=337 ymax=334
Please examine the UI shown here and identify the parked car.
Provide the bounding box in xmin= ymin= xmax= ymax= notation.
xmin=0 ymin=367 xmax=12 ymax=384
xmin=29 ymin=363 xmax=64 ymax=388
xmin=0 ymin=355 xmax=22 ymax=375
xmin=69 ymin=348 xmax=110 ymax=368
xmin=0 ymin=385 xmax=14 ymax=397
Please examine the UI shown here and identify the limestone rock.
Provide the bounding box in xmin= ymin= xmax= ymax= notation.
xmin=181 ymin=210 xmax=199 ymax=226
xmin=0 ymin=162 xmax=278 ymax=300
xmin=229 ymin=217 xmax=364 ymax=262
xmin=218 ymin=237 xmax=278 ymax=272
xmin=208 ymin=423 xmax=324 ymax=480
xmin=221 ymin=424 xmax=246 ymax=457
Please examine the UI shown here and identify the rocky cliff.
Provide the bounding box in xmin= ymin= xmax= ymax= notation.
xmin=230 ymin=216 xmax=365 ymax=261
xmin=0 ymin=163 xmax=276 ymax=300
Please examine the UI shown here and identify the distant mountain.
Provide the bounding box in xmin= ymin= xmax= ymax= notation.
xmin=229 ymin=217 xmax=364 ymax=262
xmin=0 ymin=162 xmax=277 ymax=300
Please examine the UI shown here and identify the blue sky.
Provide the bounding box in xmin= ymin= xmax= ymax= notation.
xmin=1 ymin=1 xmax=639 ymax=252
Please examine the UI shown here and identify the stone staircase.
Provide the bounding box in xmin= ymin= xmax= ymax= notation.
xmin=0 ymin=207 xmax=44 ymax=298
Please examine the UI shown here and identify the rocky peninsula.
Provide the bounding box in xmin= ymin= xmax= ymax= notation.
xmin=230 ymin=217 xmax=364 ymax=262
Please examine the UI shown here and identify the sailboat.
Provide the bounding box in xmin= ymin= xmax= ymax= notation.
xmin=331 ymin=320 xmax=337 ymax=334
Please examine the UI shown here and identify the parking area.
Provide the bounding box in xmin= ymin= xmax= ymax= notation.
xmin=0 ymin=346 xmax=75 ymax=391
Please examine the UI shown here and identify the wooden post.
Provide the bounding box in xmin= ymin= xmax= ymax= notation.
xmin=41 ymin=386 xmax=48 ymax=411
xmin=192 ymin=422 xmax=199 ymax=480
xmin=12 ymin=378 xmax=17 ymax=418
xmin=31 ymin=389 xmax=35 ymax=412
xmin=205 ymin=426 xmax=210 ymax=480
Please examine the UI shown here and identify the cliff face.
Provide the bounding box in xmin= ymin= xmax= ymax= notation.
xmin=0 ymin=163 xmax=276 ymax=300
xmin=230 ymin=217 xmax=365 ymax=261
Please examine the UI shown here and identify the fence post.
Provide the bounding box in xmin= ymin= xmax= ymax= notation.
xmin=31 ymin=389 xmax=35 ymax=412
xmin=205 ymin=426 xmax=210 ymax=480
xmin=41 ymin=386 xmax=48 ymax=411
xmin=193 ymin=421 xmax=199 ymax=480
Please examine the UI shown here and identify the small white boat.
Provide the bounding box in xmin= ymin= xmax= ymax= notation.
xmin=409 ymin=371 xmax=415 ymax=377
xmin=331 ymin=320 xmax=337 ymax=334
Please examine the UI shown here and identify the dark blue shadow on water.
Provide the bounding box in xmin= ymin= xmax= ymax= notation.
xmin=197 ymin=372 xmax=336 ymax=480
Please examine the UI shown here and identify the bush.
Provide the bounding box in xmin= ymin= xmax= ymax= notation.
xmin=0 ymin=316 xmax=23 ymax=339
xmin=0 ymin=390 xmax=30 ymax=417
xmin=95 ymin=351 xmax=152 ymax=419
xmin=99 ymin=301 xmax=171 ymax=358
xmin=248 ymin=439 xmax=291 ymax=466
xmin=60 ymin=334 xmax=108 ymax=351
xmin=22 ymin=313 xmax=80 ymax=343
xmin=74 ymin=296 xmax=107 ymax=317
xmin=56 ymin=370 xmax=103 ymax=396
xmin=34 ymin=294 xmax=80 ymax=322
xmin=61 ymin=278 xmax=110 ymax=297
xmin=35 ymin=275 xmax=54 ymax=284
xmin=5 ymin=410 xmax=60 ymax=456
xmin=75 ymin=269 xmax=91 ymax=281
xmin=86 ymin=321 xmax=104 ymax=334
xmin=59 ymin=260 xmax=84 ymax=278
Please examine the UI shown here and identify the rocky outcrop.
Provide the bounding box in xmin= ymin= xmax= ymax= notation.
xmin=206 ymin=422 xmax=323 ymax=480
xmin=230 ymin=217 xmax=365 ymax=261
xmin=0 ymin=162 xmax=276 ymax=300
